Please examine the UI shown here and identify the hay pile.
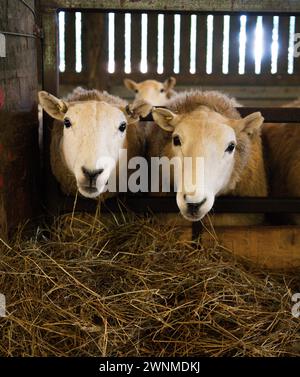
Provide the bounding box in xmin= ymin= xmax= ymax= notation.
xmin=0 ymin=211 xmax=300 ymax=356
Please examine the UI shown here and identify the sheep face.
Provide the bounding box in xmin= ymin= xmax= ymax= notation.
xmin=152 ymin=107 xmax=264 ymax=221
xmin=124 ymin=77 xmax=176 ymax=106
xmin=39 ymin=92 xmax=129 ymax=198
xmin=61 ymin=101 xmax=128 ymax=198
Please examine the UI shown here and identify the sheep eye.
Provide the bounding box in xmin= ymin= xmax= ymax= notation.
xmin=135 ymin=89 xmax=139 ymax=93
xmin=225 ymin=142 xmax=236 ymax=153
xmin=64 ymin=118 xmax=72 ymax=128
xmin=160 ymin=88 xmax=165 ymax=93
xmin=173 ymin=135 xmax=181 ymax=146
xmin=119 ymin=121 xmax=127 ymax=132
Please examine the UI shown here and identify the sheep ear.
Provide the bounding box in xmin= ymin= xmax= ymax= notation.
xmin=123 ymin=99 xmax=152 ymax=124
xmin=164 ymin=77 xmax=176 ymax=91
xmin=236 ymin=112 xmax=264 ymax=136
xmin=152 ymin=107 xmax=178 ymax=132
xmin=38 ymin=91 xmax=68 ymax=121
xmin=124 ymin=78 xmax=138 ymax=92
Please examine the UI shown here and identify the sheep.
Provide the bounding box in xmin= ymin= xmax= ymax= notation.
xmin=148 ymin=90 xmax=268 ymax=225
xmin=124 ymin=77 xmax=176 ymax=106
xmin=39 ymin=87 xmax=151 ymax=200
xmin=262 ymin=99 xmax=300 ymax=224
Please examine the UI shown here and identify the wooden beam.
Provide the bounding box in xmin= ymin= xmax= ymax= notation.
xmin=202 ymin=226 xmax=300 ymax=269
xmin=40 ymin=0 xmax=300 ymax=13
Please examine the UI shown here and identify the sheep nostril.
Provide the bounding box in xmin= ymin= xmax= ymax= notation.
xmin=82 ymin=167 xmax=104 ymax=180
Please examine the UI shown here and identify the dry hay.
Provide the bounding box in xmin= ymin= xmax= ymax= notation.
xmin=0 ymin=210 xmax=300 ymax=357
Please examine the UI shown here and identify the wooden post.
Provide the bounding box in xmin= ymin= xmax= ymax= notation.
xmin=0 ymin=0 xmax=39 ymax=238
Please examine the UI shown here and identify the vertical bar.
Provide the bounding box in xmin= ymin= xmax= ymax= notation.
xmin=180 ymin=14 xmax=191 ymax=75
xmin=245 ymin=15 xmax=257 ymax=74
xmin=84 ymin=13 xmax=108 ymax=89
xmin=294 ymin=16 xmax=300 ymax=76
xmin=114 ymin=13 xmax=125 ymax=74
xmin=196 ymin=15 xmax=207 ymax=75
xmin=64 ymin=12 xmax=75 ymax=72
xmin=41 ymin=10 xmax=60 ymax=214
xmin=229 ymin=15 xmax=240 ymax=74
xmin=277 ymin=16 xmax=290 ymax=74
xmin=163 ymin=14 xmax=174 ymax=75
xmin=212 ymin=15 xmax=224 ymax=74
xmin=131 ymin=13 xmax=141 ymax=73
xmin=261 ymin=16 xmax=273 ymax=74
xmin=148 ymin=13 xmax=158 ymax=74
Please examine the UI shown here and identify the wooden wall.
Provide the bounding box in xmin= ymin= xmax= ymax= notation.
xmin=0 ymin=0 xmax=39 ymax=239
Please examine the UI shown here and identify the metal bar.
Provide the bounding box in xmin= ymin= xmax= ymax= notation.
xmin=142 ymin=107 xmax=300 ymax=123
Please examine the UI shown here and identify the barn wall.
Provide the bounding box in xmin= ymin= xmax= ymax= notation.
xmin=0 ymin=0 xmax=39 ymax=239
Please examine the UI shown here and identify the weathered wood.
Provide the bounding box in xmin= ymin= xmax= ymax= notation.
xmin=245 ymin=15 xmax=257 ymax=74
xmin=261 ymin=16 xmax=273 ymax=74
xmin=131 ymin=13 xmax=141 ymax=74
xmin=83 ymin=13 xmax=108 ymax=90
xmin=277 ymin=16 xmax=290 ymax=74
xmin=0 ymin=0 xmax=39 ymax=238
xmin=228 ymin=15 xmax=240 ymax=74
xmin=114 ymin=13 xmax=125 ymax=75
xmin=40 ymin=0 xmax=300 ymax=13
xmin=147 ymin=13 xmax=158 ymax=74
xmin=212 ymin=15 xmax=224 ymax=74
xmin=202 ymin=226 xmax=300 ymax=269
xmin=163 ymin=14 xmax=174 ymax=75
xmin=64 ymin=12 xmax=76 ymax=73
xmin=196 ymin=15 xmax=207 ymax=75
xmin=41 ymin=9 xmax=61 ymax=215
xmin=180 ymin=14 xmax=191 ymax=75
xmin=294 ymin=16 xmax=300 ymax=75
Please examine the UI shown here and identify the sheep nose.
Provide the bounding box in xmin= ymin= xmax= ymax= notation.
xmin=185 ymin=197 xmax=207 ymax=214
xmin=82 ymin=167 xmax=104 ymax=180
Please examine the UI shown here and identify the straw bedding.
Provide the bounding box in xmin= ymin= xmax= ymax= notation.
xmin=0 ymin=210 xmax=299 ymax=356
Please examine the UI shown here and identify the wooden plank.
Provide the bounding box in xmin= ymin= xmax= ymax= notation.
xmin=179 ymin=14 xmax=191 ymax=75
xmin=163 ymin=14 xmax=174 ymax=76
xmin=0 ymin=0 xmax=39 ymax=238
xmin=41 ymin=10 xmax=61 ymax=215
xmin=40 ymin=0 xmax=300 ymax=13
xmin=293 ymin=16 xmax=300 ymax=76
xmin=202 ymin=226 xmax=300 ymax=269
xmin=64 ymin=12 xmax=75 ymax=73
xmin=131 ymin=13 xmax=142 ymax=74
xmin=228 ymin=15 xmax=240 ymax=75
xmin=83 ymin=13 xmax=108 ymax=90
xmin=277 ymin=16 xmax=290 ymax=74
xmin=114 ymin=13 xmax=125 ymax=75
xmin=245 ymin=15 xmax=257 ymax=74
xmin=196 ymin=15 xmax=207 ymax=75
xmin=261 ymin=15 xmax=273 ymax=75
xmin=212 ymin=15 xmax=224 ymax=74
xmin=147 ymin=13 xmax=158 ymax=74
